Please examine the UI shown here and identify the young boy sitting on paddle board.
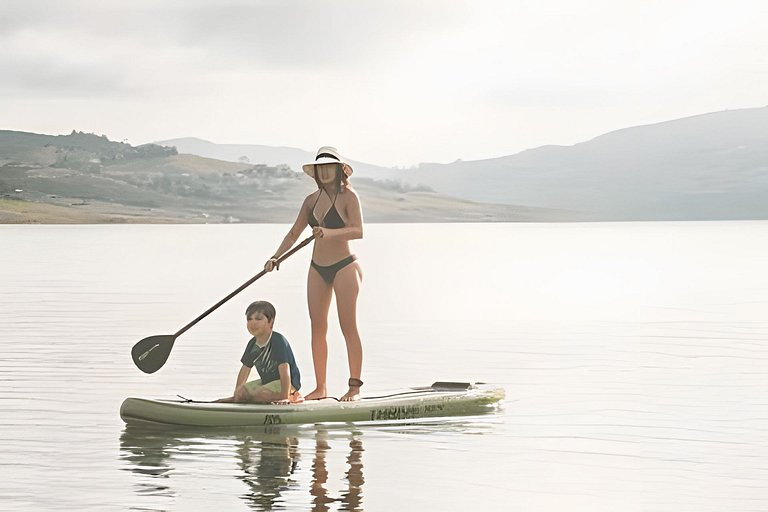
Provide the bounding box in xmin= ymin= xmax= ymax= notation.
xmin=216 ymin=301 xmax=302 ymax=405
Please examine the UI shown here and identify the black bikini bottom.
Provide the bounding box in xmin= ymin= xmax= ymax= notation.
xmin=311 ymin=255 xmax=358 ymax=285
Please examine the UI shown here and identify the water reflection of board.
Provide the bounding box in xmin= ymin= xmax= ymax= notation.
xmin=120 ymin=382 xmax=505 ymax=427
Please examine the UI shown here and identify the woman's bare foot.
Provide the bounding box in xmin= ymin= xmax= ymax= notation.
xmin=304 ymin=387 xmax=328 ymax=400
xmin=341 ymin=378 xmax=363 ymax=402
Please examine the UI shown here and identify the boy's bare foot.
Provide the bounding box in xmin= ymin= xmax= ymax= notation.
xmin=304 ymin=387 xmax=327 ymax=400
xmin=341 ymin=378 xmax=363 ymax=402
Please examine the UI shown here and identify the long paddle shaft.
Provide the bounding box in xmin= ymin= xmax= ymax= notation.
xmin=131 ymin=233 xmax=315 ymax=373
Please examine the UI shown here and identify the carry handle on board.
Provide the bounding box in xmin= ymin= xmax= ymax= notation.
xmin=131 ymin=233 xmax=315 ymax=374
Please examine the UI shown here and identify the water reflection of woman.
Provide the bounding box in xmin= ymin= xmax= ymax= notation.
xmin=311 ymin=428 xmax=365 ymax=512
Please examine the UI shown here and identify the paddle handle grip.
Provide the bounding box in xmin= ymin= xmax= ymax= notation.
xmin=174 ymin=233 xmax=315 ymax=338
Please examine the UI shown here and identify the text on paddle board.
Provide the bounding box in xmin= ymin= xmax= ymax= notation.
xmin=370 ymin=404 xmax=444 ymax=421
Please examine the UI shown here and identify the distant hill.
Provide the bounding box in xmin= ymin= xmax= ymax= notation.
xmin=399 ymin=106 xmax=768 ymax=220
xmin=1 ymin=130 xmax=558 ymax=223
xmin=0 ymin=129 xmax=176 ymax=168
xmin=157 ymin=107 xmax=768 ymax=221
xmin=154 ymin=137 xmax=399 ymax=181
xmin=6 ymin=106 xmax=765 ymax=223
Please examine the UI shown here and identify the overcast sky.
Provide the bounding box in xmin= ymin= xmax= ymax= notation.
xmin=2 ymin=0 xmax=767 ymax=167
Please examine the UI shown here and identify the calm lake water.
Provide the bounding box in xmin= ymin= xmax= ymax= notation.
xmin=1 ymin=222 xmax=767 ymax=511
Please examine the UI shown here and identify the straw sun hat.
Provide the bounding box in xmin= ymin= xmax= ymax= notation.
xmin=302 ymin=146 xmax=353 ymax=177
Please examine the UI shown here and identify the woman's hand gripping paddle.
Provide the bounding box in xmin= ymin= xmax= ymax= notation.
xmin=131 ymin=234 xmax=315 ymax=373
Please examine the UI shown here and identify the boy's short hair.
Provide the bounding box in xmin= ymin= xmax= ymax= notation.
xmin=245 ymin=301 xmax=276 ymax=323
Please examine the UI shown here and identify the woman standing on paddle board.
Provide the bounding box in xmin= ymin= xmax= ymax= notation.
xmin=264 ymin=146 xmax=364 ymax=401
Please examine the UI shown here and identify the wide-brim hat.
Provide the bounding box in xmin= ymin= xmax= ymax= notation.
xmin=302 ymin=146 xmax=353 ymax=177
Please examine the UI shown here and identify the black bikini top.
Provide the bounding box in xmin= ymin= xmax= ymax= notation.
xmin=309 ymin=190 xmax=346 ymax=229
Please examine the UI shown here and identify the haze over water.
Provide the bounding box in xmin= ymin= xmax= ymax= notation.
xmin=1 ymin=222 xmax=767 ymax=511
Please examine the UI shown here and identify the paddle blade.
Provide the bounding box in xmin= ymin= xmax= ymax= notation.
xmin=132 ymin=335 xmax=176 ymax=374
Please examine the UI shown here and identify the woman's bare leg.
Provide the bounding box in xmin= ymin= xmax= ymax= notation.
xmin=334 ymin=262 xmax=363 ymax=401
xmin=306 ymin=267 xmax=333 ymax=400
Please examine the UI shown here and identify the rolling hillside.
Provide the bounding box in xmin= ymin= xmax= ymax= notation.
xmin=7 ymin=106 xmax=764 ymax=223
xmin=0 ymin=130 xmax=560 ymax=223
xmin=401 ymin=106 xmax=768 ymax=220
xmin=158 ymin=107 xmax=768 ymax=221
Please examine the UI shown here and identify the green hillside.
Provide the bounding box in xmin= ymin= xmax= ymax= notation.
xmin=0 ymin=130 xmax=563 ymax=223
